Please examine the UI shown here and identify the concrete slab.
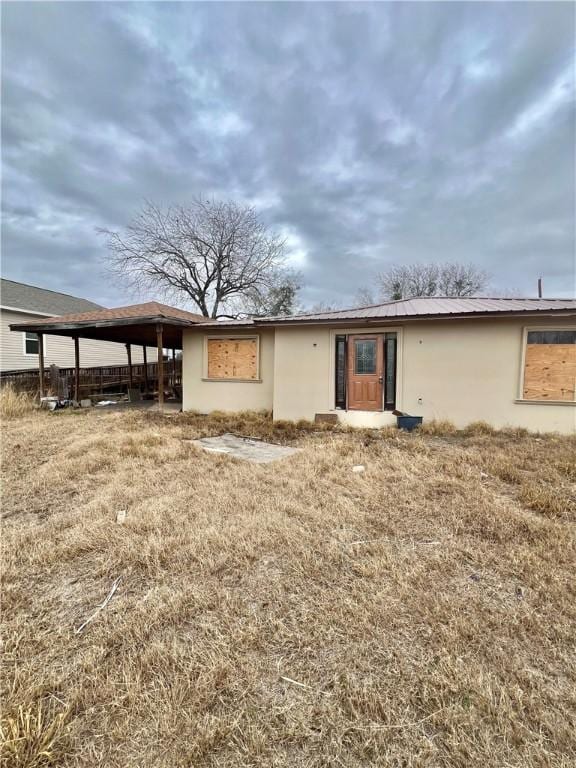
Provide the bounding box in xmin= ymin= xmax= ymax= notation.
xmin=95 ymin=401 xmax=182 ymax=413
xmin=191 ymin=433 xmax=300 ymax=464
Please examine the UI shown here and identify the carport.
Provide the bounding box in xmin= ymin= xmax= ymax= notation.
xmin=10 ymin=301 xmax=209 ymax=409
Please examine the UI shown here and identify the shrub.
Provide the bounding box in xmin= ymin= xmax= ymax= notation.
xmin=463 ymin=420 xmax=497 ymax=436
xmin=417 ymin=419 xmax=458 ymax=436
xmin=0 ymin=385 xmax=36 ymax=420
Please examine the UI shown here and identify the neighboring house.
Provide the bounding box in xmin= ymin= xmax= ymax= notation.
xmin=0 ymin=279 xmax=155 ymax=372
xmin=10 ymin=296 xmax=576 ymax=434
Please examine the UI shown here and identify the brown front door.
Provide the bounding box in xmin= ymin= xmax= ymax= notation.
xmin=347 ymin=334 xmax=384 ymax=410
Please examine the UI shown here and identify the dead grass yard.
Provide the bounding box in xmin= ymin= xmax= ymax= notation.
xmin=1 ymin=407 xmax=575 ymax=767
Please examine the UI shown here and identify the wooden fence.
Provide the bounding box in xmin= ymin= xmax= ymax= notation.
xmin=1 ymin=359 xmax=182 ymax=399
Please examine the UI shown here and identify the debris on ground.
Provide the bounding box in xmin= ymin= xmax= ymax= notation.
xmin=40 ymin=396 xmax=60 ymax=411
xmin=75 ymin=577 xmax=121 ymax=634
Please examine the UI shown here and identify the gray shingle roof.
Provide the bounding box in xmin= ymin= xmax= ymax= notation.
xmin=0 ymin=278 xmax=103 ymax=315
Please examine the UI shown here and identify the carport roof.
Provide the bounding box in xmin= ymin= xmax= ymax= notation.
xmin=10 ymin=301 xmax=207 ymax=327
xmin=9 ymin=301 xmax=210 ymax=349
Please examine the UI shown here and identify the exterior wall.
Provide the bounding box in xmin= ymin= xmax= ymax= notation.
xmin=181 ymin=317 xmax=575 ymax=434
xmin=272 ymin=325 xmax=401 ymax=427
xmin=400 ymin=317 xmax=575 ymax=434
xmin=273 ymin=326 xmax=333 ymax=422
xmin=272 ymin=318 xmax=576 ymax=434
xmin=0 ymin=309 xmax=156 ymax=372
xmin=182 ymin=328 xmax=275 ymax=413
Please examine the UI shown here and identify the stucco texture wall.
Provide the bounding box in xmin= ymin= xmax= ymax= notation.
xmin=272 ymin=326 xmax=333 ymax=422
xmin=182 ymin=319 xmax=575 ymax=434
xmin=182 ymin=328 xmax=275 ymax=413
xmin=272 ymin=319 xmax=575 ymax=434
xmin=401 ymin=318 xmax=575 ymax=434
xmin=272 ymin=325 xmax=401 ymax=428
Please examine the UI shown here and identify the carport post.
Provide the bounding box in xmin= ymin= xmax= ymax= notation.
xmin=142 ymin=345 xmax=148 ymax=392
xmin=126 ymin=343 xmax=133 ymax=390
xmin=156 ymin=323 xmax=164 ymax=410
xmin=37 ymin=332 xmax=45 ymax=399
xmin=74 ymin=335 xmax=80 ymax=402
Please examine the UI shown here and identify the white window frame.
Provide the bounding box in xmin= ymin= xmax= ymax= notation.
xmin=203 ymin=334 xmax=261 ymax=382
xmin=22 ymin=331 xmax=47 ymax=357
xmin=518 ymin=325 xmax=576 ymax=404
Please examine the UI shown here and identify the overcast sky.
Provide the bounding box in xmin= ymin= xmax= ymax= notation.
xmin=2 ymin=1 xmax=575 ymax=308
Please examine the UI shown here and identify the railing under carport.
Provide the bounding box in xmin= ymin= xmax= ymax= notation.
xmin=9 ymin=301 xmax=210 ymax=410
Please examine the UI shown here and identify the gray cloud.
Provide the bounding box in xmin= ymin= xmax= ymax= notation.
xmin=2 ymin=1 xmax=575 ymax=307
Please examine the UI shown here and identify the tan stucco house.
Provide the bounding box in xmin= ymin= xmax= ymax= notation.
xmin=11 ymin=296 xmax=576 ymax=434
xmin=1 ymin=279 xmax=155 ymax=372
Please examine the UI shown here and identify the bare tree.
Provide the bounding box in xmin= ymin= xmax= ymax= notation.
xmin=100 ymin=199 xmax=299 ymax=318
xmin=305 ymin=301 xmax=343 ymax=313
xmin=353 ymin=287 xmax=377 ymax=307
xmin=358 ymin=262 xmax=489 ymax=302
xmin=244 ymin=276 xmax=301 ymax=317
xmin=436 ymin=262 xmax=489 ymax=298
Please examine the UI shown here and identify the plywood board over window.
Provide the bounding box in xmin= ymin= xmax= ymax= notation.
xmin=523 ymin=330 xmax=576 ymax=402
xmin=207 ymin=337 xmax=258 ymax=380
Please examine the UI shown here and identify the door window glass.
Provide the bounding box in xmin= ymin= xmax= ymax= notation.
xmin=354 ymin=339 xmax=377 ymax=374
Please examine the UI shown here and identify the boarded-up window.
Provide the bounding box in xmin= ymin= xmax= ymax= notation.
xmin=523 ymin=330 xmax=576 ymax=402
xmin=207 ymin=337 xmax=258 ymax=380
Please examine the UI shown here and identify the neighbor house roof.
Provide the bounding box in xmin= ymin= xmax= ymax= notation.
xmin=0 ymin=278 xmax=103 ymax=315
xmin=200 ymin=296 xmax=576 ymax=327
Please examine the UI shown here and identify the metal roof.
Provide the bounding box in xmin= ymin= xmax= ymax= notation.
xmin=0 ymin=278 xmax=103 ymax=315
xmin=258 ymin=296 xmax=576 ymax=323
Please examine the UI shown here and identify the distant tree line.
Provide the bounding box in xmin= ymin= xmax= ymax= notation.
xmin=356 ymin=262 xmax=489 ymax=305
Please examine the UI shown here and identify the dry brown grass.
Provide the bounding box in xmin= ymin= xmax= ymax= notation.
xmin=1 ymin=409 xmax=575 ymax=767
xmin=0 ymin=703 xmax=70 ymax=768
xmin=0 ymin=386 xmax=36 ymax=421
